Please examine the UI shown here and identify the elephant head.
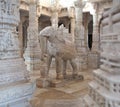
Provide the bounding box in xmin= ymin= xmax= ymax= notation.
xmin=39 ymin=26 xmax=56 ymax=41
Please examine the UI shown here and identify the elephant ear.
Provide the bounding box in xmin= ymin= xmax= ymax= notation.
xmin=57 ymin=24 xmax=74 ymax=44
xmin=54 ymin=25 xmax=66 ymax=44
xmin=55 ymin=31 xmax=65 ymax=44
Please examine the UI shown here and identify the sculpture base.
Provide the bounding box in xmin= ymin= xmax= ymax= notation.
xmin=36 ymin=78 xmax=51 ymax=88
xmin=25 ymin=58 xmax=41 ymax=72
xmin=24 ymin=48 xmax=41 ymax=72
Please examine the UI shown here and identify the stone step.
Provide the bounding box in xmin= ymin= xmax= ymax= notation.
xmin=93 ymin=69 xmax=120 ymax=83
xmin=83 ymin=95 xmax=99 ymax=107
xmin=101 ymin=52 xmax=120 ymax=61
xmin=100 ymin=64 xmax=120 ymax=74
xmin=89 ymin=81 xmax=120 ymax=101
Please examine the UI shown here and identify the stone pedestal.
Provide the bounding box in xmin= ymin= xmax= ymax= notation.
xmin=0 ymin=0 xmax=35 ymax=107
xmin=83 ymin=1 xmax=120 ymax=107
xmin=24 ymin=0 xmax=41 ymax=72
xmin=36 ymin=78 xmax=51 ymax=88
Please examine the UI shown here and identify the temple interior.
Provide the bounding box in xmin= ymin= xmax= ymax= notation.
xmin=0 ymin=0 xmax=120 ymax=107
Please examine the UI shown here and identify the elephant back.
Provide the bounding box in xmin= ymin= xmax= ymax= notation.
xmin=55 ymin=39 xmax=77 ymax=59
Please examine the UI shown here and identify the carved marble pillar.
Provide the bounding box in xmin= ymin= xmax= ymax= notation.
xmin=18 ymin=18 xmax=23 ymax=57
xmin=0 ymin=0 xmax=35 ymax=106
xmin=69 ymin=7 xmax=75 ymax=42
xmin=24 ymin=0 xmax=41 ymax=72
xmin=89 ymin=3 xmax=100 ymax=68
xmin=51 ymin=10 xmax=59 ymax=28
xmin=92 ymin=8 xmax=99 ymax=52
xmin=50 ymin=1 xmax=60 ymax=28
xmin=71 ymin=17 xmax=75 ymax=42
xmin=74 ymin=0 xmax=88 ymax=70
xmin=84 ymin=1 xmax=120 ymax=106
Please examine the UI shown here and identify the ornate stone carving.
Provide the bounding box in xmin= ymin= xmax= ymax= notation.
xmin=24 ymin=0 xmax=41 ymax=71
xmin=74 ymin=1 xmax=88 ymax=70
xmin=84 ymin=1 xmax=120 ymax=107
xmin=0 ymin=0 xmax=35 ymax=106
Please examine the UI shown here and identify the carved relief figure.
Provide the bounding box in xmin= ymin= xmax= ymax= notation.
xmin=1 ymin=0 xmax=6 ymax=14
xmin=39 ymin=25 xmax=82 ymax=79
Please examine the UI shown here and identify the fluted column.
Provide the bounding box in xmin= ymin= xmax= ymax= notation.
xmin=74 ymin=0 xmax=88 ymax=70
xmin=24 ymin=0 xmax=41 ymax=72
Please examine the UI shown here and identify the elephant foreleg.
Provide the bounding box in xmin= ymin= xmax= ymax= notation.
xmin=47 ymin=55 xmax=52 ymax=77
xmin=63 ymin=60 xmax=67 ymax=79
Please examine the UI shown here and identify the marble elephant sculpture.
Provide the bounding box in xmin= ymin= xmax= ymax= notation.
xmin=39 ymin=26 xmax=78 ymax=79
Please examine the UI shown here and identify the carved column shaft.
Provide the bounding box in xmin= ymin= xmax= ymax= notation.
xmin=0 ymin=0 xmax=35 ymax=106
xmin=51 ymin=11 xmax=59 ymax=28
xmin=24 ymin=0 xmax=41 ymax=72
xmin=18 ymin=18 xmax=23 ymax=57
xmin=92 ymin=11 xmax=99 ymax=51
xmin=71 ymin=18 xmax=75 ymax=41
xmin=90 ymin=3 xmax=100 ymax=68
xmin=83 ymin=1 xmax=120 ymax=106
xmin=74 ymin=0 xmax=88 ymax=70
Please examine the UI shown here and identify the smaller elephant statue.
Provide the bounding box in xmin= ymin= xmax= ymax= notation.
xmin=39 ymin=25 xmax=83 ymax=80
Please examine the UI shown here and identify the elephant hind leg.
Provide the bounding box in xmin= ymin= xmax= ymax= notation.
xmin=70 ymin=59 xmax=78 ymax=78
xmin=55 ymin=56 xmax=61 ymax=79
xmin=70 ymin=59 xmax=84 ymax=80
xmin=63 ymin=60 xmax=67 ymax=79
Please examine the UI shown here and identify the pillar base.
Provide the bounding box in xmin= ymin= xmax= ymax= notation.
xmin=88 ymin=52 xmax=99 ymax=69
xmin=24 ymin=48 xmax=41 ymax=72
xmin=0 ymin=81 xmax=35 ymax=107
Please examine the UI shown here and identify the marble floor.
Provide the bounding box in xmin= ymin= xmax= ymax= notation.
xmin=30 ymin=69 xmax=93 ymax=107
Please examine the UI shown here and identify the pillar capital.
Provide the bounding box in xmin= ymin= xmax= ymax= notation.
xmin=74 ymin=0 xmax=83 ymax=8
